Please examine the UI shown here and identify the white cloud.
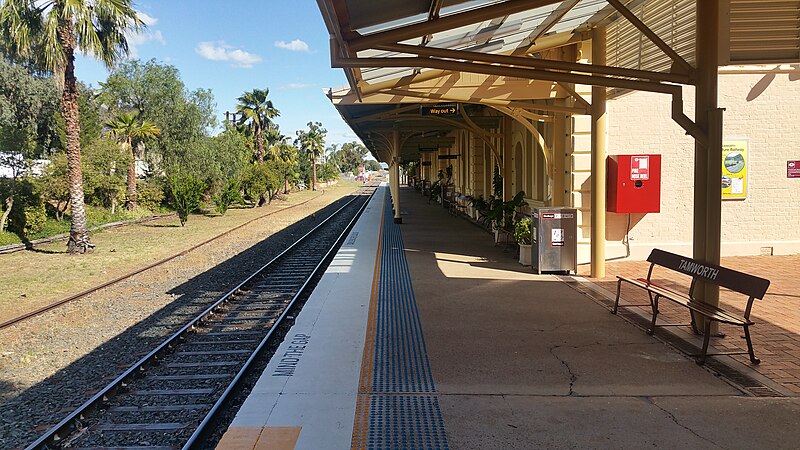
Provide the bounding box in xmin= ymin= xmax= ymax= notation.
xmin=285 ymin=83 xmax=310 ymax=89
xmin=125 ymin=11 xmax=165 ymax=58
xmin=195 ymin=41 xmax=263 ymax=68
xmin=137 ymin=11 xmax=158 ymax=26
xmin=274 ymin=39 xmax=310 ymax=52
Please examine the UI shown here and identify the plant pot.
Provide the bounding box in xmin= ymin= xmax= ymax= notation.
xmin=518 ymin=244 xmax=532 ymax=266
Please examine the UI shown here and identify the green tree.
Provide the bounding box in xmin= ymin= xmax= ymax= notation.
xmin=270 ymin=140 xmax=300 ymax=194
xmin=236 ymin=88 xmax=279 ymax=163
xmin=168 ymin=172 xmax=204 ymax=226
xmin=295 ymin=122 xmax=326 ymax=191
xmin=82 ymin=139 xmax=131 ymax=214
xmin=54 ymin=82 xmax=104 ymax=149
xmin=364 ymin=159 xmax=381 ymax=172
xmin=208 ymin=129 xmax=250 ymax=214
xmin=98 ymin=59 xmax=216 ymax=174
xmin=38 ymin=152 xmax=71 ymax=221
xmin=0 ymin=58 xmax=59 ymax=232
xmin=0 ymin=0 xmax=144 ymax=253
xmin=242 ymin=163 xmax=278 ymax=207
xmin=105 ymin=111 xmax=160 ymax=210
xmin=331 ymin=141 xmax=368 ymax=174
xmin=319 ymin=162 xmax=340 ymax=183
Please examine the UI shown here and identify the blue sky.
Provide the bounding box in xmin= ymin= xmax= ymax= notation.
xmin=74 ymin=1 xmax=359 ymax=147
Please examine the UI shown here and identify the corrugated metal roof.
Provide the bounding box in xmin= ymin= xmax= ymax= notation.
xmin=728 ymin=0 xmax=800 ymax=64
xmin=606 ymin=0 xmax=695 ymax=75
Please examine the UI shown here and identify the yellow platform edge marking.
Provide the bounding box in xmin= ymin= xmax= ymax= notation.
xmin=351 ymin=189 xmax=385 ymax=450
xmin=216 ymin=426 xmax=301 ymax=450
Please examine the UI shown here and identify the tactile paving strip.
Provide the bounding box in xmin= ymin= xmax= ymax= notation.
xmin=353 ymin=189 xmax=449 ymax=450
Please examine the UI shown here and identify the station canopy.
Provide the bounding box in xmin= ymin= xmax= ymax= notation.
xmin=317 ymin=0 xmax=800 ymax=161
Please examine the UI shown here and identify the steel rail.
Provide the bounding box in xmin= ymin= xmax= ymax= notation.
xmin=0 ymin=191 xmax=327 ymax=332
xmin=183 ymin=186 xmax=375 ymax=448
xmin=24 ymin=186 xmax=376 ymax=450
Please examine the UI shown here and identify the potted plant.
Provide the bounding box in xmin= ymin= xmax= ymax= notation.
xmin=514 ymin=217 xmax=532 ymax=266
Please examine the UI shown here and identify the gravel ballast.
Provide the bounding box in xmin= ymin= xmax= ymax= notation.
xmin=0 ymin=189 xmax=357 ymax=449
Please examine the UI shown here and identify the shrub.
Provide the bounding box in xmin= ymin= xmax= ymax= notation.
xmin=242 ymin=163 xmax=278 ymax=206
xmin=0 ymin=230 xmax=20 ymax=246
xmin=168 ymin=173 xmax=205 ymax=226
xmin=37 ymin=152 xmax=70 ymax=220
xmin=213 ymin=178 xmax=241 ymax=215
xmin=137 ymin=179 xmax=166 ymax=212
xmin=82 ymin=139 xmax=129 ymax=212
xmin=6 ymin=179 xmax=46 ymax=238
xmin=514 ymin=217 xmax=532 ymax=245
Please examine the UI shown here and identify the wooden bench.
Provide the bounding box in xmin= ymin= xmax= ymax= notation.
xmin=613 ymin=249 xmax=770 ymax=365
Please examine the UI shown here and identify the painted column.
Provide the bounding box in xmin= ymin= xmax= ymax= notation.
xmin=694 ymin=0 xmax=722 ymax=331
xmin=552 ymin=106 xmax=568 ymax=207
xmin=590 ymin=26 xmax=607 ymax=278
xmin=391 ymin=130 xmax=403 ymax=224
xmin=503 ymin=116 xmax=513 ymax=200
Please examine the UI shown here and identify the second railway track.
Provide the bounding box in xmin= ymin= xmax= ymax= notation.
xmin=25 ymin=184 xmax=378 ymax=450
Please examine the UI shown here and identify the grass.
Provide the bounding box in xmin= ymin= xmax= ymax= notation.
xmin=0 ymin=184 xmax=360 ymax=319
xmin=1 ymin=206 xmax=168 ymax=246
xmin=0 ymin=231 xmax=18 ymax=246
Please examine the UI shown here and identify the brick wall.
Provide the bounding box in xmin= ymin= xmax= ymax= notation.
xmin=605 ymin=72 xmax=800 ymax=259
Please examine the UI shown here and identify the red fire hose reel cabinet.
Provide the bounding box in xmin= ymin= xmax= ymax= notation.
xmin=607 ymin=154 xmax=661 ymax=213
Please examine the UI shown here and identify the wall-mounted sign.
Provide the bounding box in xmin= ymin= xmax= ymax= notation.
xmin=420 ymin=161 xmax=432 ymax=166
xmin=418 ymin=147 xmax=437 ymax=153
xmin=722 ymin=139 xmax=748 ymax=200
xmin=420 ymin=103 xmax=460 ymax=117
xmin=437 ymin=154 xmax=459 ymax=160
xmin=788 ymin=160 xmax=800 ymax=178
xmin=630 ymin=155 xmax=650 ymax=180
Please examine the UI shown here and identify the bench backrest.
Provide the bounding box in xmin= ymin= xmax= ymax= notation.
xmin=647 ymin=249 xmax=770 ymax=299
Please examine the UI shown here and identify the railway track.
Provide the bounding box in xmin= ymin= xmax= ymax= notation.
xmin=0 ymin=191 xmax=328 ymax=332
xmin=25 ymin=184 xmax=378 ymax=449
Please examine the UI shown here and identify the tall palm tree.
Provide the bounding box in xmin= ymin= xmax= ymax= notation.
xmin=296 ymin=122 xmax=326 ymax=191
xmin=236 ymin=88 xmax=279 ymax=163
xmin=106 ymin=111 xmax=160 ymax=210
xmin=0 ymin=0 xmax=143 ymax=253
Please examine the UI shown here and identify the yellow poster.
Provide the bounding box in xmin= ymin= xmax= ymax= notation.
xmin=722 ymin=139 xmax=748 ymax=200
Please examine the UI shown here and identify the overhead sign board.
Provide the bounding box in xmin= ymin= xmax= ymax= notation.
xmin=437 ymin=154 xmax=459 ymax=160
xmin=420 ymin=103 xmax=460 ymax=117
xmin=418 ymin=147 xmax=437 ymax=153
xmin=788 ymin=160 xmax=800 ymax=178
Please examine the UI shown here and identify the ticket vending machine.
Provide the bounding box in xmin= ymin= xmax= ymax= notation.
xmin=531 ymin=208 xmax=578 ymax=274
xmin=607 ymin=154 xmax=661 ymax=213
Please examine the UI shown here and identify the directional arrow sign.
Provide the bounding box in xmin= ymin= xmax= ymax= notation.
xmin=420 ymin=103 xmax=460 ymax=117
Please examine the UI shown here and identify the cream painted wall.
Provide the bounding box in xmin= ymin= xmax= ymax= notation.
xmin=604 ymin=72 xmax=800 ymax=260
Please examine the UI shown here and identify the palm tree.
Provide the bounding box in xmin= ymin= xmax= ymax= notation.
xmin=296 ymin=122 xmax=327 ymax=191
xmin=106 ymin=111 xmax=160 ymax=210
xmin=0 ymin=0 xmax=143 ymax=253
xmin=236 ymin=88 xmax=279 ymax=163
xmin=269 ymin=139 xmax=299 ymax=194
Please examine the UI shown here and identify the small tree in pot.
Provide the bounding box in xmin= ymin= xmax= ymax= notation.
xmin=515 ymin=217 xmax=532 ymax=266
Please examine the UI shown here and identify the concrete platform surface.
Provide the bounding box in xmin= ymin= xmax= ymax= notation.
xmin=217 ymin=185 xmax=800 ymax=449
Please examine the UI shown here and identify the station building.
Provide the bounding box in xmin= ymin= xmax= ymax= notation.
xmin=318 ymin=0 xmax=800 ymax=274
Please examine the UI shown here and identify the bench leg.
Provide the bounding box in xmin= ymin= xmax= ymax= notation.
xmin=743 ymin=325 xmax=760 ymax=364
xmin=647 ymin=295 xmax=660 ymax=335
xmin=696 ymin=319 xmax=713 ymax=365
xmin=689 ymin=313 xmax=700 ymax=335
xmin=612 ymin=279 xmax=623 ymax=314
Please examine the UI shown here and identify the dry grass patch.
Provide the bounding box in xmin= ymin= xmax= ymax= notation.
xmin=0 ymin=185 xmax=360 ymax=319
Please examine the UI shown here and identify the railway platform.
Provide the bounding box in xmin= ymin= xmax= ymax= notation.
xmin=217 ymin=184 xmax=800 ymax=449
